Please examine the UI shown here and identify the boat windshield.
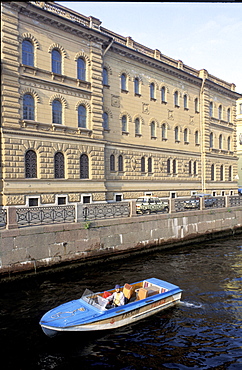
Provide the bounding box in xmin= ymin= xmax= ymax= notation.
xmin=81 ymin=289 xmax=108 ymax=311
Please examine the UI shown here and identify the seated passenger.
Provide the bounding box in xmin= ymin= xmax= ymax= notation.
xmin=106 ymin=284 xmax=125 ymax=308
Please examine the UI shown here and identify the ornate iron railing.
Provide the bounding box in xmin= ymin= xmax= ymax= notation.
xmin=0 ymin=208 xmax=7 ymax=228
xmin=82 ymin=202 xmax=130 ymax=220
xmin=16 ymin=205 xmax=75 ymax=227
xmin=229 ymin=196 xmax=242 ymax=207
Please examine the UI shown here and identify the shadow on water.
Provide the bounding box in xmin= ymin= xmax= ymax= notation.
xmin=1 ymin=235 xmax=242 ymax=369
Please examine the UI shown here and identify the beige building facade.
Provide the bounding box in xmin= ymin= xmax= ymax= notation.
xmin=1 ymin=1 xmax=241 ymax=207
xmin=237 ymin=98 xmax=242 ymax=188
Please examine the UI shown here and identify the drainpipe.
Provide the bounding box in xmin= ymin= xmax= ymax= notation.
xmin=200 ymin=76 xmax=206 ymax=193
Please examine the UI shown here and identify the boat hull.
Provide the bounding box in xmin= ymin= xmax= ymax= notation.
xmin=40 ymin=290 xmax=182 ymax=335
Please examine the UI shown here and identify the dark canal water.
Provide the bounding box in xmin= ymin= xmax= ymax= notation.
xmin=1 ymin=235 xmax=242 ymax=370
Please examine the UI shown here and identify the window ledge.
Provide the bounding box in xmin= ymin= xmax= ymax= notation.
xmin=161 ymin=101 xmax=167 ymax=105
xmin=135 ymin=133 xmax=142 ymax=137
xmin=51 ymin=72 xmax=65 ymax=82
xmin=184 ymin=107 xmax=189 ymax=111
xmin=122 ymin=131 xmax=129 ymax=135
xmin=150 ymin=98 xmax=157 ymax=102
xmin=121 ymin=89 xmax=129 ymax=94
xmin=151 ymin=136 xmax=157 ymax=140
xmin=135 ymin=93 xmax=141 ymax=97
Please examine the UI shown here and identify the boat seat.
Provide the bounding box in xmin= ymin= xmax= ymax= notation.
xmin=146 ymin=286 xmax=159 ymax=297
xmin=123 ymin=283 xmax=134 ymax=304
xmin=136 ymin=287 xmax=148 ymax=300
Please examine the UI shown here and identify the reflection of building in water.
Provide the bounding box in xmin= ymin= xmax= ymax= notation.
xmin=237 ymin=98 xmax=242 ymax=188
xmin=1 ymin=1 xmax=242 ymax=208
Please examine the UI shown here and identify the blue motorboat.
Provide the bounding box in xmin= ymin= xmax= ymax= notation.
xmin=39 ymin=277 xmax=182 ymax=337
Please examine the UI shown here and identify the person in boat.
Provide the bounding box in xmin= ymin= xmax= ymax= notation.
xmin=106 ymin=284 xmax=125 ymax=308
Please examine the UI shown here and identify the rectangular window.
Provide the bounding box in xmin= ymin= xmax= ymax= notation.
xmin=83 ymin=196 xmax=91 ymax=203
xmin=58 ymin=197 xmax=66 ymax=205
xmin=29 ymin=198 xmax=38 ymax=207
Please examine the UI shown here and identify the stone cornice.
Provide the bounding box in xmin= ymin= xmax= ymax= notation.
xmin=110 ymin=44 xmax=202 ymax=87
xmin=8 ymin=1 xmax=110 ymax=44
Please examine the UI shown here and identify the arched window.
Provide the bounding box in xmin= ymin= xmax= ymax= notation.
xmin=78 ymin=105 xmax=86 ymax=128
xmin=228 ymin=166 xmax=232 ymax=181
xmin=162 ymin=123 xmax=167 ymax=140
xmin=134 ymin=78 xmax=139 ymax=95
xmin=141 ymin=156 xmax=145 ymax=172
xmin=54 ymin=152 xmax=64 ymax=178
xmin=80 ymin=154 xmax=89 ymax=179
xmin=184 ymin=128 xmax=188 ymax=143
xmin=174 ymin=91 xmax=179 ymax=107
xmin=118 ymin=155 xmax=123 ymax=171
xmin=148 ymin=157 xmax=152 ymax=173
xmin=122 ymin=115 xmax=127 ymax=132
xmin=175 ymin=126 xmax=179 ymax=141
xmin=195 ymin=130 xmax=199 ymax=145
xmin=77 ymin=58 xmax=86 ymax=81
xmin=110 ymin=154 xmax=115 ymax=171
xmin=172 ymin=159 xmax=177 ymax=174
xmin=193 ymin=161 xmax=197 ymax=175
xmin=209 ymin=102 xmax=213 ymax=117
xmin=167 ymin=159 xmax=171 ymax=174
xmin=219 ymin=134 xmax=223 ymax=150
xmin=52 ymin=49 xmax=61 ymax=74
xmin=220 ymin=165 xmax=224 ymax=181
xmin=103 ymin=112 xmax=109 ymax=130
xmin=218 ymin=105 xmax=222 ymax=120
xmin=150 ymin=83 xmax=155 ymax=99
xmin=210 ymin=132 xmax=213 ymax=148
xmin=211 ymin=164 xmax=215 ymax=181
xmin=23 ymin=94 xmax=34 ymax=120
xmin=52 ymin=99 xmax=62 ymax=124
xmin=184 ymin=94 xmax=188 ymax=109
xmin=189 ymin=160 xmax=192 ymax=175
xmin=22 ymin=40 xmax=34 ymax=66
xmin=161 ymin=86 xmax=166 ymax=103
xmin=135 ymin=118 xmax=140 ymax=135
xmin=227 ymin=108 xmax=231 ymax=123
xmin=194 ymin=98 xmax=199 ymax=113
xmin=151 ymin=121 xmax=156 ymax=138
xmin=25 ymin=150 xmax=37 ymax=178
xmin=227 ymin=136 xmax=231 ymax=151
xmin=121 ymin=73 xmax=127 ymax=91
xmin=102 ymin=67 xmax=108 ymax=85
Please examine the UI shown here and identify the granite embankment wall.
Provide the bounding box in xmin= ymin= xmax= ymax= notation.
xmin=1 ymin=207 xmax=242 ymax=277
